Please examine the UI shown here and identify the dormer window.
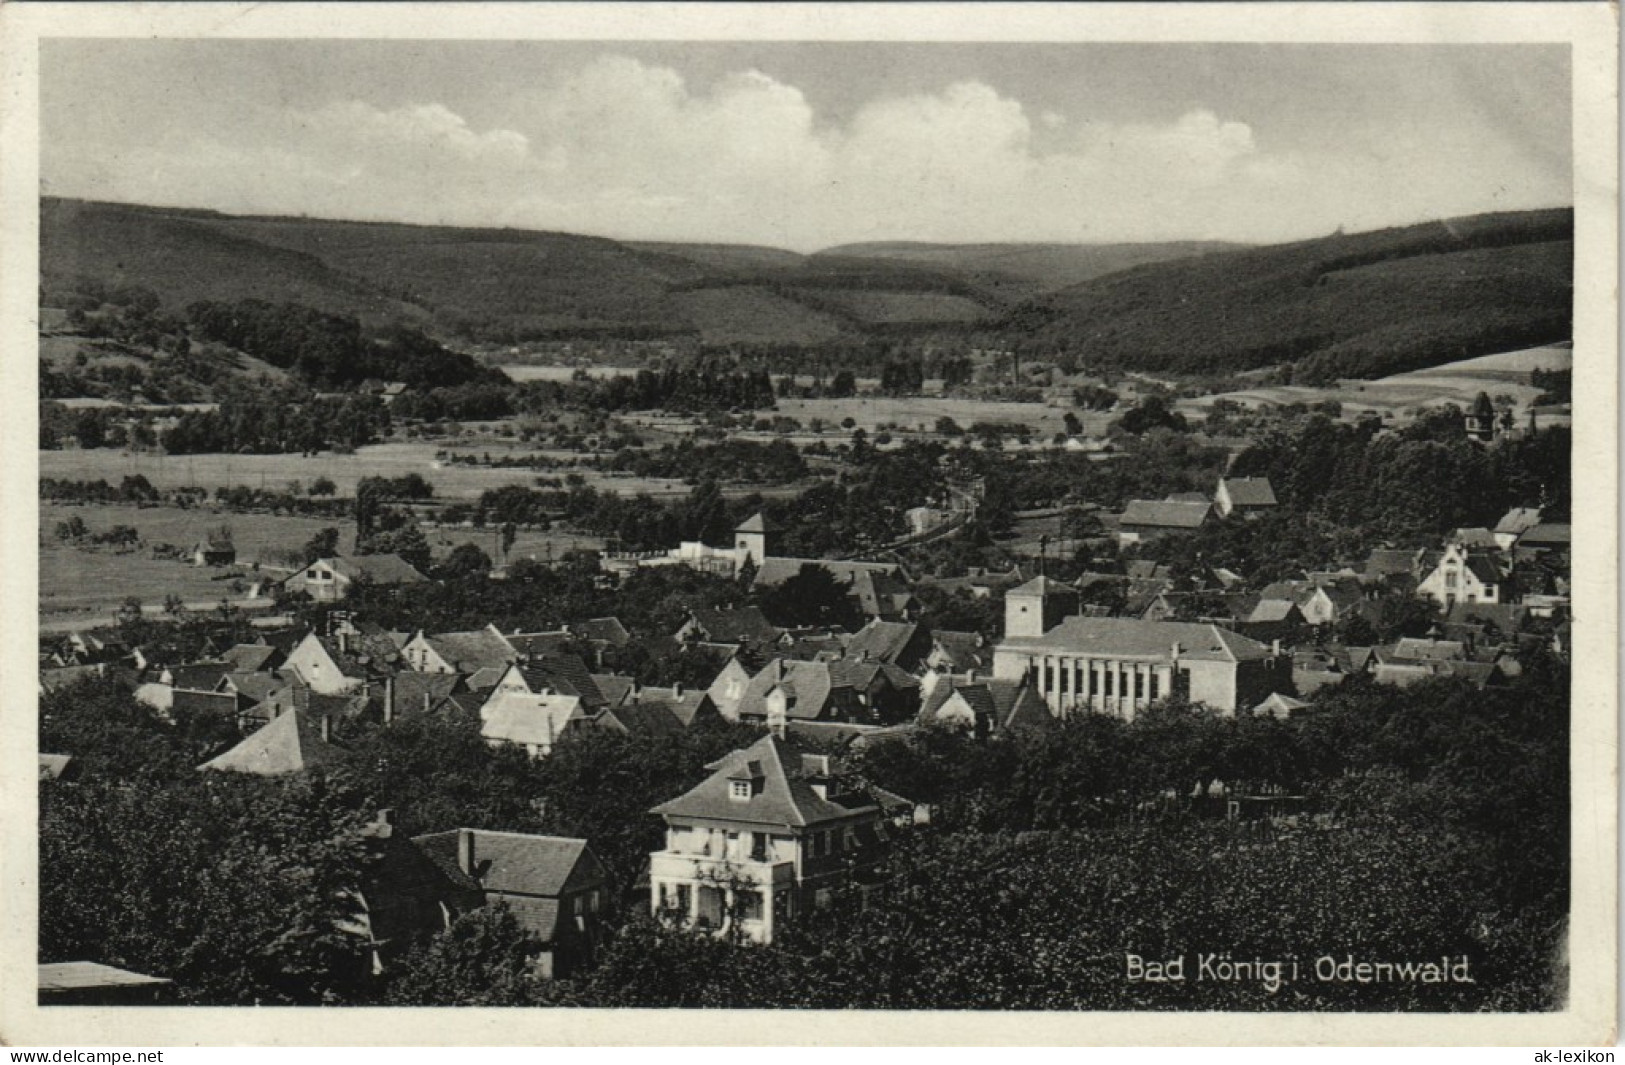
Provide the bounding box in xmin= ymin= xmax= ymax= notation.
xmin=730 ymin=780 xmax=752 ymax=801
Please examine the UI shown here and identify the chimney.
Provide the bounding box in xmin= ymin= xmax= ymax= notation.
xmin=965 ymin=669 xmax=977 ymax=684
xmin=383 ymin=676 xmax=395 ymax=725
xmin=457 ymin=829 xmax=475 ymax=876
xmin=372 ymin=809 xmax=394 ymax=838
xmin=423 ymin=690 xmax=432 ymax=715
xmin=320 ymin=713 xmax=331 ymax=743
xmin=336 ymin=630 xmax=348 ymax=655
xmin=1171 ymin=642 xmax=1183 ymax=662
xmin=1271 ymin=638 xmax=1282 ymax=657
xmin=673 ymin=682 xmax=684 ymax=699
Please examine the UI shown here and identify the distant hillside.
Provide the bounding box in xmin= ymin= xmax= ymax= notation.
xmin=41 ymin=199 xmax=1012 ymax=344
xmin=628 ymin=241 xmax=807 ymax=272
xmin=40 ymin=199 xmax=417 ymax=323
xmin=816 ymin=240 xmax=1239 ymax=292
xmin=1002 ymin=209 xmax=1573 ymax=381
xmin=40 ymin=199 xmax=1571 ymax=369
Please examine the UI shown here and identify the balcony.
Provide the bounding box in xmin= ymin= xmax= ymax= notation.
xmin=649 ymin=849 xmax=796 ymax=889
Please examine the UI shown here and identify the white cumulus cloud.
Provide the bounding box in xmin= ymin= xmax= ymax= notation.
xmin=45 ymin=50 xmax=1559 ymax=248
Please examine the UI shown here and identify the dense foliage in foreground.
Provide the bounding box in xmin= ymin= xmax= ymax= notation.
xmin=40 ymin=645 xmax=1567 ymax=1009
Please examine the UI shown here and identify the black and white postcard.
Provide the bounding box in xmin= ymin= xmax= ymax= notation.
xmin=0 ymin=1 xmax=1615 ymax=1047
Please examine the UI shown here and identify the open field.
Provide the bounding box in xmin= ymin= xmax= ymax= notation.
xmin=40 ymin=542 xmax=281 ymax=630
xmin=496 ymin=364 xmax=640 ymax=383
xmin=40 ymin=441 xmax=694 ymax=500
xmin=38 ymin=500 xmax=611 ymax=626
xmin=1177 ymin=345 xmax=1573 ymax=425
xmin=38 ymin=502 xmax=339 ymax=626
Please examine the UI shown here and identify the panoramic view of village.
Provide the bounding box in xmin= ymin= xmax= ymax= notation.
xmin=34 ymin=38 xmax=1575 ymax=1012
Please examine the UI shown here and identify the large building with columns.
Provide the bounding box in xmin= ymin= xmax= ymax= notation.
xmin=992 ymin=577 xmax=1289 ymax=717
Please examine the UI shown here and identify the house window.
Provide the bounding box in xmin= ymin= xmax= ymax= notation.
xmin=750 ymin=833 xmax=768 ymax=862
xmin=842 ymin=826 xmax=858 ymax=850
xmin=1445 ymin=571 xmax=1458 ymax=589
xmin=738 ymin=891 xmax=763 ymax=922
xmin=730 ymin=780 xmax=752 ymax=801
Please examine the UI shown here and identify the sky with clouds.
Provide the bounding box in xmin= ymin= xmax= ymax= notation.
xmin=41 ymin=41 xmax=1570 ymax=252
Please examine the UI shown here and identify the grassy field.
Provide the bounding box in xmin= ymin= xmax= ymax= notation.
xmin=496 ymin=365 xmax=640 ymax=383
xmin=40 ymin=440 xmax=696 ymax=500
xmin=1178 ymin=345 xmax=1573 ymax=424
xmin=38 ymin=500 xmax=609 ymax=627
xmin=38 ymin=502 xmax=339 ymax=626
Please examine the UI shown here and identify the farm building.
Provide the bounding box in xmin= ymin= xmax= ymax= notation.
xmin=192 ymin=533 xmax=237 ymax=567
xmin=1213 ymin=476 xmax=1277 ymax=519
xmin=1116 ymin=499 xmax=1212 ymax=545
xmin=284 ymin=554 xmax=428 ymax=601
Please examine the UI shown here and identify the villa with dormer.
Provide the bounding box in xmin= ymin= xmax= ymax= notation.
xmin=647 ymin=733 xmax=902 ymax=943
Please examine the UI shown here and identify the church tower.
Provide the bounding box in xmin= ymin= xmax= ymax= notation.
xmin=1004 ymin=576 xmax=1078 ymax=640
xmin=734 ymin=512 xmax=778 ymax=568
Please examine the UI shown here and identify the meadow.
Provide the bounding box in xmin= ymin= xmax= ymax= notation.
xmin=38 ymin=499 xmax=609 ymax=629
xmin=1177 ymin=345 xmax=1573 ymax=424
xmin=40 ymin=440 xmax=689 ymax=500
xmin=496 ymin=365 xmax=640 ymax=383
xmin=38 ymin=502 xmax=337 ymax=628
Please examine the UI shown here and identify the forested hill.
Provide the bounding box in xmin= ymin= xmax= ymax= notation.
xmin=815 ymin=240 xmax=1239 ymax=291
xmin=41 ymin=199 xmax=1572 ymax=375
xmin=40 ymin=199 xmax=1017 ymax=345
xmin=1000 ymin=208 xmax=1574 ymax=382
xmin=45 ymin=199 xmax=1215 ymax=347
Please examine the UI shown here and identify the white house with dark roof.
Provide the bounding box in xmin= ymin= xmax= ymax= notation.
xmin=476 ymin=661 xmax=603 ymax=756
xmin=1416 ymin=543 xmax=1504 ymax=608
xmin=283 ymin=632 xmax=369 ymax=695
xmin=647 ymin=733 xmax=901 ymax=943
xmin=402 ymin=625 xmax=518 ymax=676
xmin=993 ymin=581 xmax=1288 ymax=717
xmin=283 ymin=554 xmax=427 ymax=601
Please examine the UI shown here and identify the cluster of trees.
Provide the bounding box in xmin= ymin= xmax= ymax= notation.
xmin=162 ymin=384 xmax=391 ymax=455
xmin=388 ymin=384 xmax=516 ymax=422
xmin=604 ymin=439 xmax=807 ymax=486
xmin=39 ymin=402 xmax=166 ymax=451
xmin=46 ymin=659 xmax=1557 ymax=1009
xmin=186 ymin=300 xmax=502 ymax=392
xmin=1112 ymin=395 xmax=1189 ymax=435
xmin=1228 ymin=414 xmax=1568 ymax=541
xmin=40 ymin=475 xmax=160 ymax=506
xmin=1106 ymin=414 xmax=1566 ymax=594
xmin=510 ymin=363 xmax=776 ymax=415
xmin=1530 ymin=367 xmax=1572 ymax=406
